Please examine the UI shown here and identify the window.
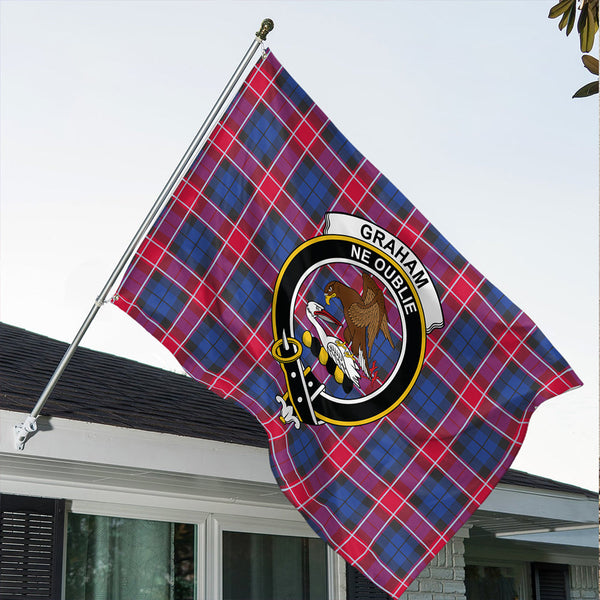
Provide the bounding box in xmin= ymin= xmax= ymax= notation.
xmin=210 ymin=514 xmax=332 ymax=600
xmin=222 ymin=531 xmax=328 ymax=600
xmin=3 ymin=494 xmax=334 ymax=599
xmin=466 ymin=564 xmax=522 ymax=600
xmin=65 ymin=513 xmax=196 ymax=600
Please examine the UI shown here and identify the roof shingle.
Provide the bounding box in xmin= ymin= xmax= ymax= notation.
xmin=0 ymin=322 xmax=268 ymax=448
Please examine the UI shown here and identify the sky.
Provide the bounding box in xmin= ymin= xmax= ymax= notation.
xmin=1 ymin=1 xmax=597 ymax=491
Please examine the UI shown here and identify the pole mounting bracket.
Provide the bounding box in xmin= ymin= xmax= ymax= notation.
xmin=14 ymin=415 xmax=38 ymax=451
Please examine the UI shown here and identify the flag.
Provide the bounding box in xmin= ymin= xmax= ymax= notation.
xmin=114 ymin=50 xmax=581 ymax=598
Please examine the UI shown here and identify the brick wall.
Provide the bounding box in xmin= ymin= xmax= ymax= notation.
xmin=402 ymin=527 xmax=469 ymax=600
xmin=569 ymin=564 xmax=599 ymax=600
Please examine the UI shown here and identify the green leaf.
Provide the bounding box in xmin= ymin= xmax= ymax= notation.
xmin=581 ymin=22 xmax=596 ymax=52
xmin=573 ymin=80 xmax=599 ymax=97
xmin=578 ymin=7 xmax=592 ymax=51
xmin=559 ymin=3 xmax=575 ymax=30
xmin=582 ymin=54 xmax=599 ymax=74
xmin=549 ymin=0 xmax=575 ymax=19
xmin=577 ymin=3 xmax=588 ymax=34
xmin=585 ymin=2 xmax=599 ymax=51
xmin=589 ymin=0 xmax=600 ymax=27
xmin=566 ymin=3 xmax=577 ymax=34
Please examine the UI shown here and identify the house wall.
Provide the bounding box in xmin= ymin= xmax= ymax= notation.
xmin=403 ymin=529 xmax=468 ymax=600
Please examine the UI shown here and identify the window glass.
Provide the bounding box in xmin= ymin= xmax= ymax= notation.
xmin=65 ymin=513 xmax=196 ymax=600
xmin=465 ymin=564 xmax=520 ymax=600
xmin=222 ymin=531 xmax=328 ymax=600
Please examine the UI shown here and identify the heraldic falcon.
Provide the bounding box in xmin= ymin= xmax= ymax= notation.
xmin=324 ymin=272 xmax=394 ymax=379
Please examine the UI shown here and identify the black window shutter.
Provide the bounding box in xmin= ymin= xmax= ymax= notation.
xmin=532 ymin=563 xmax=570 ymax=600
xmin=0 ymin=494 xmax=65 ymax=600
xmin=346 ymin=563 xmax=394 ymax=599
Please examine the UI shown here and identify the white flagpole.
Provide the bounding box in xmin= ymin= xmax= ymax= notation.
xmin=14 ymin=18 xmax=275 ymax=451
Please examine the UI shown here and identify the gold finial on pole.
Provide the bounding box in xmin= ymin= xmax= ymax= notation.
xmin=256 ymin=18 xmax=274 ymax=41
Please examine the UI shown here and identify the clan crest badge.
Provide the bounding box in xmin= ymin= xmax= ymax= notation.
xmin=271 ymin=213 xmax=444 ymax=427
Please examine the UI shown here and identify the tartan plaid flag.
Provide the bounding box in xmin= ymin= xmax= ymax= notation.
xmin=114 ymin=50 xmax=581 ymax=598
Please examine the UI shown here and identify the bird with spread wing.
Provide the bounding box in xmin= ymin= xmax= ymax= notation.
xmin=324 ymin=272 xmax=394 ymax=379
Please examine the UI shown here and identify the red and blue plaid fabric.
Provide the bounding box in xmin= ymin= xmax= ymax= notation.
xmin=115 ymin=51 xmax=581 ymax=598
